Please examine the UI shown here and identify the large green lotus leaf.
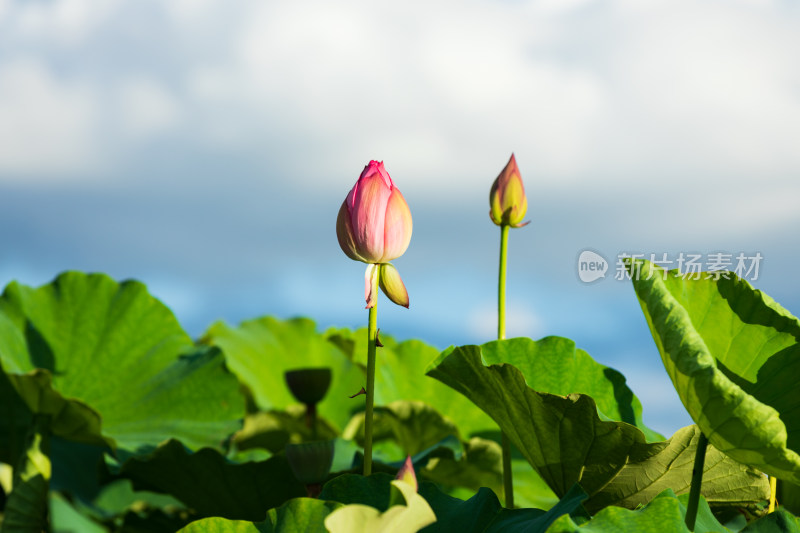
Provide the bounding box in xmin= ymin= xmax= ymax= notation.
xmin=628 ymin=258 xmax=800 ymax=482
xmin=476 ymin=337 xmax=663 ymax=442
xmin=201 ymin=317 xmax=364 ymax=432
xmin=427 ymin=345 xmax=769 ymax=514
xmin=0 ymin=273 xmax=245 ymax=454
xmin=117 ymin=439 xmax=305 ymax=521
xmin=325 ymin=328 xmax=496 ymax=439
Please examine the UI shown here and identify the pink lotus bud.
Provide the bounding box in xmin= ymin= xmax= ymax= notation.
xmin=489 ymin=154 xmax=529 ymax=227
xmin=395 ymin=455 xmax=418 ymax=492
xmin=336 ymin=161 xmax=413 ymax=264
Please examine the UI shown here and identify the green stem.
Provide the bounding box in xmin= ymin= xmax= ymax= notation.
xmin=685 ymin=432 xmax=709 ymax=531
xmin=498 ymin=225 xmax=509 ymax=340
xmin=498 ymin=224 xmax=513 ymax=508
xmin=363 ymin=266 xmax=379 ymax=476
xmin=307 ymin=403 xmax=318 ymax=441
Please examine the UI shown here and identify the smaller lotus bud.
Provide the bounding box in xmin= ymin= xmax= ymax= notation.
xmin=489 ymin=153 xmax=529 ymax=227
xmin=395 ymin=455 xmax=418 ymax=492
xmin=379 ymin=263 xmax=409 ymax=309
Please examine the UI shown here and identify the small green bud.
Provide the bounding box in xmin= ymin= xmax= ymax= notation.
xmin=489 ymin=153 xmax=529 ymax=227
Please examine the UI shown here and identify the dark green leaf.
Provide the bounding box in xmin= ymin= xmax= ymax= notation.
xmin=117 ymin=439 xmax=305 ymax=521
xmin=2 ymin=415 xmax=51 ymax=533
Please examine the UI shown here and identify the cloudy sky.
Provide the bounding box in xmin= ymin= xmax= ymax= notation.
xmin=1 ymin=0 xmax=799 ymax=436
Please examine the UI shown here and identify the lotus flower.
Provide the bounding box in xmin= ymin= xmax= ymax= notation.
xmin=489 ymin=153 xmax=529 ymax=227
xmin=337 ymin=160 xmax=412 ymax=308
xmin=336 ymin=161 xmax=412 ymax=264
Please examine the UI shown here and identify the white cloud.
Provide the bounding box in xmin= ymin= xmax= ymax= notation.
xmin=565 ymin=2 xmax=800 ymax=181
xmin=9 ymin=0 xmax=122 ymax=46
xmin=0 ymin=58 xmax=100 ymax=178
xmin=1 ymin=0 xmax=799 ymax=206
xmin=196 ymin=0 xmax=800 ymax=200
xmin=117 ymin=77 xmax=182 ymax=138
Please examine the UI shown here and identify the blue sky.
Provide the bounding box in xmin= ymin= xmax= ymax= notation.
xmin=1 ymin=0 xmax=799 ymax=437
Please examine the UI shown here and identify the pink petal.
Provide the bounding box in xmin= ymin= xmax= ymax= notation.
xmin=381 ymin=188 xmax=413 ymax=262
xmin=352 ymin=172 xmax=392 ymax=263
xmin=336 ymin=200 xmax=366 ymax=262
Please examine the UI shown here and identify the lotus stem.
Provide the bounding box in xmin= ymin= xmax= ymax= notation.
xmin=497 ymin=224 xmax=514 ymax=508
xmin=306 ymin=403 xmax=318 ymax=441
xmin=498 ymin=225 xmax=508 ymax=341
xmin=685 ymin=431 xmax=709 ymax=531
xmin=769 ymin=475 xmax=777 ymax=512
xmin=363 ymin=266 xmax=380 ymax=476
